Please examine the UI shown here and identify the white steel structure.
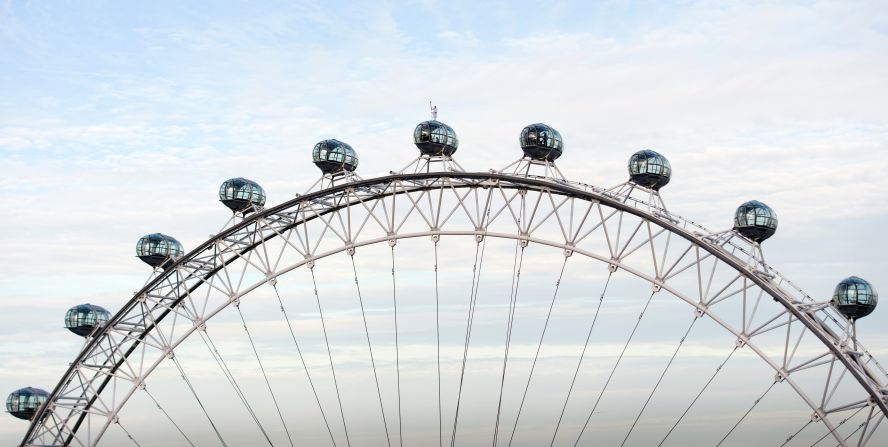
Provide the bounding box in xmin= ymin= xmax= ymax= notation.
xmin=18 ymin=132 xmax=887 ymax=446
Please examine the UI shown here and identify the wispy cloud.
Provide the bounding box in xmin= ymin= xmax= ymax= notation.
xmin=1 ymin=1 xmax=887 ymax=443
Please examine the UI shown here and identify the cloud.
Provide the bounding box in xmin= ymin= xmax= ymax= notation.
xmin=436 ymin=30 xmax=480 ymax=47
xmin=1 ymin=1 xmax=887 ymax=444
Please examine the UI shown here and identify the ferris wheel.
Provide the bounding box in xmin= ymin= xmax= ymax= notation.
xmin=7 ymin=111 xmax=886 ymax=446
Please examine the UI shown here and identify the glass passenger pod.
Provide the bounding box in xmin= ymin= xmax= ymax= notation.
xmin=832 ymin=276 xmax=878 ymax=320
xmin=6 ymin=387 xmax=48 ymax=420
xmin=219 ymin=177 xmax=266 ymax=213
xmin=519 ymin=123 xmax=563 ymax=161
xmin=65 ymin=304 xmax=111 ymax=337
xmin=733 ymin=200 xmax=778 ymax=243
xmin=136 ymin=233 xmax=184 ymax=268
xmin=628 ymin=149 xmax=672 ymax=190
xmin=312 ymin=139 xmax=359 ymax=174
xmin=414 ymin=120 xmax=459 ymax=156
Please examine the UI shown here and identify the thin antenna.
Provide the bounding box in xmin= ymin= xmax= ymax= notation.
xmin=430 ymin=101 xmax=438 ymax=120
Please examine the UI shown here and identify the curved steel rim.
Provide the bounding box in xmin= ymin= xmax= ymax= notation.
xmin=24 ymin=171 xmax=887 ymax=445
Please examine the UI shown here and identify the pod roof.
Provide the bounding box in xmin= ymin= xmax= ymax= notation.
xmin=733 ymin=200 xmax=778 ymax=243
xmin=628 ymin=149 xmax=671 ymax=190
xmin=519 ymin=123 xmax=563 ymax=161
xmin=219 ymin=177 xmax=266 ymax=212
xmin=832 ymin=276 xmax=878 ymax=320
xmin=414 ymin=120 xmax=458 ymax=156
xmin=313 ymin=139 xmax=358 ymax=174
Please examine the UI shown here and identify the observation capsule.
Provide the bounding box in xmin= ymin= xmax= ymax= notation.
xmin=519 ymin=123 xmax=563 ymax=161
xmin=65 ymin=304 xmax=111 ymax=337
xmin=136 ymin=233 xmax=184 ymax=268
xmin=832 ymin=276 xmax=878 ymax=320
xmin=733 ymin=200 xmax=778 ymax=243
xmin=414 ymin=120 xmax=459 ymax=156
xmin=628 ymin=149 xmax=671 ymax=190
xmin=6 ymin=387 xmax=48 ymax=420
xmin=312 ymin=139 xmax=358 ymax=174
xmin=219 ymin=177 xmax=266 ymax=212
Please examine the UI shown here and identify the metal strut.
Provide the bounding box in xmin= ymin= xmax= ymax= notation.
xmin=350 ymin=253 xmax=393 ymax=447
xmin=272 ymin=283 xmax=339 ymax=447
xmin=550 ymin=270 xmax=615 ymax=447
xmin=809 ymin=406 xmax=866 ymax=446
xmin=28 ymin=172 xmax=888 ymax=447
xmin=839 ymin=408 xmax=874 ymax=447
xmin=847 ymin=407 xmax=883 ymax=447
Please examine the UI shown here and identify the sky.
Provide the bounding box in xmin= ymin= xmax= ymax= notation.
xmin=1 ymin=0 xmax=888 ymax=445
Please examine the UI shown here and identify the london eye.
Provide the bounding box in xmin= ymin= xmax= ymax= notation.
xmin=9 ymin=115 xmax=886 ymax=446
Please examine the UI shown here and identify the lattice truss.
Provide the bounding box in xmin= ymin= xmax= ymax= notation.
xmin=23 ymin=172 xmax=888 ymax=446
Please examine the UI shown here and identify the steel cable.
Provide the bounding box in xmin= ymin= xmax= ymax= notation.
xmin=658 ymin=345 xmax=739 ymax=446
xmin=171 ymin=355 xmax=229 ymax=447
xmin=116 ymin=421 xmax=141 ymax=447
xmin=840 ymin=407 xmax=878 ymax=446
xmin=549 ymin=270 xmax=615 ymax=447
xmin=272 ymin=283 xmax=339 ymax=447
xmin=350 ymin=253 xmax=393 ymax=447
xmin=391 ymin=245 xmax=404 ymax=447
xmin=197 ymin=331 xmax=272 ymax=445
xmin=309 ymin=266 xmax=352 ymax=447
xmin=573 ymin=290 xmax=658 ymax=447
xmin=142 ymin=387 xmax=196 ymax=447
xmin=620 ymin=316 xmax=700 ymax=446
xmin=809 ymin=406 xmax=866 ymax=446
xmin=780 ymin=419 xmax=812 ymax=446
xmin=506 ymin=255 xmax=569 ymax=447
xmin=235 ymin=304 xmax=295 ymax=447
xmin=450 ymin=236 xmax=489 ymax=447
xmin=435 ymin=241 xmax=443 ymax=447
xmin=716 ymin=380 xmax=778 ymax=446
xmin=492 ymin=243 xmax=527 ymax=447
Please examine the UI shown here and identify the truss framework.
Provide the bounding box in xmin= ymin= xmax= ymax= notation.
xmin=21 ymin=171 xmax=888 ymax=446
